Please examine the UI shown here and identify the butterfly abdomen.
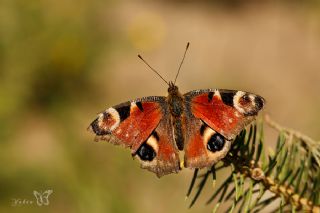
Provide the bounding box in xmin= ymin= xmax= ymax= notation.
xmin=173 ymin=118 xmax=184 ymax=150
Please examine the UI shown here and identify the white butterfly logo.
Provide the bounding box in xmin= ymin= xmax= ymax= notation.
xmin=33 ymin=190 xmax=53 ymax=206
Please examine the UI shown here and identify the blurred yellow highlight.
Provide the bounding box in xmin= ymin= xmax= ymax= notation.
xmin=127 ymin=12 xmax=166 ymax=51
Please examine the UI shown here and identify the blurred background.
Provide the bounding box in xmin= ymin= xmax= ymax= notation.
xmin=1 ymin=0 xmax=320 ymax=212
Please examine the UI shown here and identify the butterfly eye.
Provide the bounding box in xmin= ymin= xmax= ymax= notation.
xmin=137 ymin=143 xmax=156 ymax=161
xmin=207 ymin=133 xmax=225 ymax=152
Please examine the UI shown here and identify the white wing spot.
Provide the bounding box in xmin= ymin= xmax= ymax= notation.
xmin=106 ymin=107 xmax=120 ymax=131
xmin=130 ymin=102 xmax=137 ymax=113
xmin=146 ymin=135 xmax=159 ymax=153
xmin=203 ymin=127 xmax=215 ymax=146
xmin=233 ymin=91 xmax=246 ymax=114
xmin=249 ymin=95 xmax=256 ymax=107
xmin=214 ymin=89 xmax=221 ymax=99
xmin=97 ymin=113 xmax=104 ymax=126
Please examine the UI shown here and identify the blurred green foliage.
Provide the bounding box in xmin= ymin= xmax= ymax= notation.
xmin=0 ymin=0 xmax=108 ymax=113
xmin=0 ymin=0 xmax=117 ymax=212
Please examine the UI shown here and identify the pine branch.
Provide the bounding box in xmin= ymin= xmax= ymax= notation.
xmin=265 ymin=115 xmax=320 ymax=167
xmin=186 ymin=115 xmax=320 ymax=212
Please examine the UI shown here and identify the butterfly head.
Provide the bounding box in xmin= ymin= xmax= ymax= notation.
xmin=168 ymin=81 xmax=179 ymax=93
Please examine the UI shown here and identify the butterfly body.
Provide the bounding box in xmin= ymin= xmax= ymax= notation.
xmin=89 ymin=81 xmax=264 ymax=177
xmin=167 ymin=82 xmax=185 ymax=151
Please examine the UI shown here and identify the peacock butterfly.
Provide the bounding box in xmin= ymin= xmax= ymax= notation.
xmin=88 ymin=43 xmax=265 ymax=177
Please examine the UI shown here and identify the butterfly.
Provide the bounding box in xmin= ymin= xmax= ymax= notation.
xmin=33 ymin=190 xmax=53 ymax=206
xmin=88 ymin=43 xmax=265 ymax=177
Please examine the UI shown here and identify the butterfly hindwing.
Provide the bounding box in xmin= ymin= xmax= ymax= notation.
xmin=89 ymin=96 xmax=180 ymax=177
xmin=133 ymin=116 xmax=180 ymax=177
xmin=183 ymin=111 xmax=232 ymax=169
xmin=183 ymin=89 xmax=264 ymax=169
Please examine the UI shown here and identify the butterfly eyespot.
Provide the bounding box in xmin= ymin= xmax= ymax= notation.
xmin=207 ymin=133 xmax=225 ymax=152
xmin=137 ymin=143 xmax=156 ymax=161
xmin=242 ymin=94 xmax=250 ymax=102
xmin=254 ymin=96 xmax=264 ymax=110
xmin=104 ymin=112 xmax=111 ymax=118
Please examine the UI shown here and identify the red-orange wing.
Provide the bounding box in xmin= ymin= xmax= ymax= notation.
xmin=89 ymin=96 xmax=180 ymax=177
xmin=183 ymin=89 xmax=264 ymax=169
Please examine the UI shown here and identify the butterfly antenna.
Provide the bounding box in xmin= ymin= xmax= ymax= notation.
xmin=174 ymin=42 xmax=190 ymax=85
xmin=138 ymin=55 xmax=169 ymax=86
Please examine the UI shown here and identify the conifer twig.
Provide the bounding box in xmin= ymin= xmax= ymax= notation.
xmin=265 ymin=114 xmax=320 ymax=166
xmin=186 ymin=116 xmax=320 ymax=212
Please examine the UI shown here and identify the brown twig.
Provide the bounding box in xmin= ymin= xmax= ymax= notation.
xmin=230 ymin=157 xmax=320 ymax=212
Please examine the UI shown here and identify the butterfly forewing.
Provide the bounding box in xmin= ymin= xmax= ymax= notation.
xmin=89 ymin=96 xmax=180 ymax=177
xmin=184 ymin=89 xmax=264 ymax=140
xmin=90 ymin=97 xmax=165 ymax=151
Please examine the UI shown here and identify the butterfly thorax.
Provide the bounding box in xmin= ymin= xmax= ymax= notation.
xmin=167 ymin=82 xmax=185 ymax=150
xmin=167 ymin=82 xmax=184 ymax=117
